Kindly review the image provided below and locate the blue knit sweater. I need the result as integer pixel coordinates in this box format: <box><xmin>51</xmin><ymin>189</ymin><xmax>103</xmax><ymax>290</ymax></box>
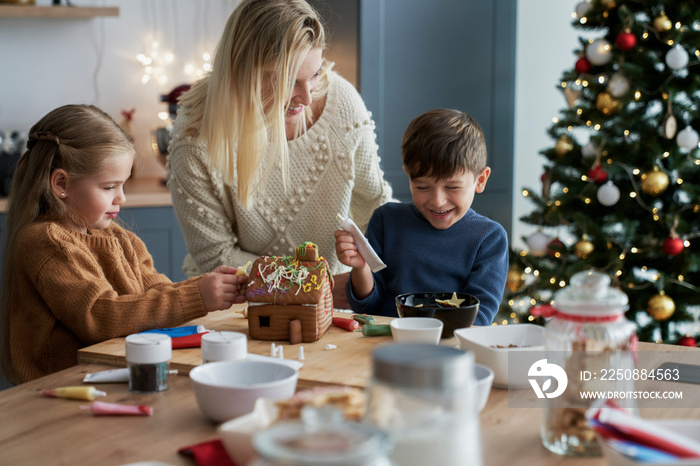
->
<box><xmin>346</xmin><ymin>202</ymin><xmax>509</xmax><ymax>326</ymax></box>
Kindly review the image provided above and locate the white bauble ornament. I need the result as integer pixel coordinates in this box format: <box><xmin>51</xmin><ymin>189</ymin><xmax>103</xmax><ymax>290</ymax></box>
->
<box><xmin>582</xmin><ymin>141</ymin><xmax>598</xmax><ymax>158</ymax></box>
<box><xmin>575</xmin><ymin>1</ymin><xmax>591</xmax><ymax>18</ymax></box>
<box><xmin>597</xmin><ymin>181</ymin><xmax>620</xmax><ymax>206</ymax></box>
<box><xmin>666</xmin><ymin>45</ymin><xmax>689</xmax><ymax>70</ymax></box>
<box><xmin>526</xmin><ymin>230</ymin><xmax>551</xmax><ymax>257</ymax></box>
<box><xmin>677</xmin><ymin>126</ymin><xmax>700</xmax><ymax>151</ymax></box>
<box><xmin>586</xmin><ymin>39</ymin><xmax>613</xmax><ymax>66</ymax></box>
<box><xmin>607</xmin><ymin>73</ymin><xmax>631</xmax><ymax>98</ymax></box>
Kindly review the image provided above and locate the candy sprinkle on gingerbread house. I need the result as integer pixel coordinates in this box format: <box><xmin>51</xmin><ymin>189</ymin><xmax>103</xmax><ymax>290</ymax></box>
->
<box><xmin>246</xmin><ymin>242</ymin><xmax>334</xmax><ymax>343</ymax></box>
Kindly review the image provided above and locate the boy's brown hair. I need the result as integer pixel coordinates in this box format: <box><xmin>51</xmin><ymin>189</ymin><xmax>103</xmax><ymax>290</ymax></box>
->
<box><xmin>401</xmin><ymin>108</ymin><xmax>487</xmax><ymax>180</ymax></box>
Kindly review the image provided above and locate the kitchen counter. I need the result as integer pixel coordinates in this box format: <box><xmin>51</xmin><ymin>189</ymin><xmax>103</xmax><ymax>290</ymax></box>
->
<box><xmin>0</xmin><ymin>176</ymin><xmax>171</xmax><ymax>213</ymax></box>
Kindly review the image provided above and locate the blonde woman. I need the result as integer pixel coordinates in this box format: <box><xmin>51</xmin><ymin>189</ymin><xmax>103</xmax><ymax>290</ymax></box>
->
<box><xmin>167</xmin><ymin>0</ymin><xmax>393</xmax><ymax>305</ymax></box>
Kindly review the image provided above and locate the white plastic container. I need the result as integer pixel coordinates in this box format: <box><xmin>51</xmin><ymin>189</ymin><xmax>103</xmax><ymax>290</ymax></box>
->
<box><xmin>201</xmin><ymin>331</ymin><xmax>247</xmax><ymax>363</ymax></box>
<box><xmin>125</xmin><ymin>333</ymin><xmax>172</xmax><ymax>393</ymax></box>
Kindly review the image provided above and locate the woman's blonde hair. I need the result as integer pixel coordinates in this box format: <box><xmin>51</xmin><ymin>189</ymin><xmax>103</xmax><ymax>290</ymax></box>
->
<box><xmin>0</xmin><ymin>104</ymin><xmax>135</xmax><ymax>384</ymax></box>
<box><xmin>178</xmin><ymin>0</ymin><xmax>330</xmax><ymax>208</ymax></box>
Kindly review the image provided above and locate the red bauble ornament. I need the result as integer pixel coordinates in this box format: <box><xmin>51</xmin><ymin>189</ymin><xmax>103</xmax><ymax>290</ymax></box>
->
<box><xmin>663</xmin><ymin>237</ymin><xmax>684</xmax><ymax>256</ymax></box>
<box><xmin>587</xmin><ymin>165</ymin><xmax>608</xmax><ymax>184</ymax></box>
<box><xmin>678</xmin><ymin>336</ymin><xmax>697</xmax><ymax>347</ymax></box>
<box><xmin>615</xmin><ymin>31</ymin><xmax>637</xmax><ymax>51</ymax></box>
<box><xmin>547</xmin><ymin>238</ymin><xmax>566</xmax><ymax>258</ymax></box>
<box><xmin>575</xmin><ymin>57</ymin><xmax>591</xmax><ymax>74</ymax></box>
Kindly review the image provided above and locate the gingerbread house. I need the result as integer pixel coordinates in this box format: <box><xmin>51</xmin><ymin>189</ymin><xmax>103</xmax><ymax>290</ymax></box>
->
<box><xmin>246</xmin><ymin>242</ymin><xmax>334</xmax><ymax>343</ymax></box>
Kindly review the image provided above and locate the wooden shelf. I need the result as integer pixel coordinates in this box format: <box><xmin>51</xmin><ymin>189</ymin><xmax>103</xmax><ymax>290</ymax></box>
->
<box><xmin>0</xmin><ymin>5</ymin><xmax>118</xmax><ymax>18</ymax></box>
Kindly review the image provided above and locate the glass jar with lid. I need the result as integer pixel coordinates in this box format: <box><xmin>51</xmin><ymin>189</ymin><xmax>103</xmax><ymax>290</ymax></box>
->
<box><xmin>251</xmin><ymin>406</ymin><xmax>394</xmax><ymax>466</ymax></box>
<box><xmin>364</xmin><ymin>343</ymin><xmax>482</xmax><ymax>466</ymax></box>
<box><xmin>540</xmin><ymin>270</ymin><xmax>637</xmax><ymax>457</ymax></box>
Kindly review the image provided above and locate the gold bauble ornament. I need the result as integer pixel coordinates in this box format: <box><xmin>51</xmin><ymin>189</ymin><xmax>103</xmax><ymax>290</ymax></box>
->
<box><xmin>554</xmin><ymin>135</ymin><xmax>574</xmax><ymax>157</ymax></box>
<box><xmin>647</xmin><ymin>293</ymin><xmax>675</xmax><ymax>321</ymax></box>
<box><xmin>505</xmin><ymin>267</ymin><xmax>525</xmax><ymax>292</ymax></box>
<box><xmin>600</xmin><ymin>0</ymin><xmax>617</xmax><ymax>8</ymax></box>
<box><xmin>596</xmin><ymin>92</ymin><xmax>622</xmax><ymax>115</ymax></box>
<box><xmin>574</xmin><ymin>240</ymin><xmax>595</xmax><ymax>259</ymax></box>
<box><xmin>653</xmin><ymin>12</ymin><xmax>673</xmax><ymax>32</ymax></box>
<box><xmin>640</xmin><ymin>168</ymin><xmax>670</xmax><ymax>195</ymax></box>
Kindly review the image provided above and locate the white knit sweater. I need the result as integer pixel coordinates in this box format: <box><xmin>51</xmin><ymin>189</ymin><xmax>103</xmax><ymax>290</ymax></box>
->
<box><xmin>167</xmin><ymin>71</ymin><xmax>394</xmax><ymax>277</ymax></box>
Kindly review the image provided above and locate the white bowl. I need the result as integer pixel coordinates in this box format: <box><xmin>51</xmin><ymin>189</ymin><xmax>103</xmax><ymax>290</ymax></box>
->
<box><xmin>390</xmin><ymin>317</ymin><xmax>443</xmax><ymax>345</ymax></box>
<box><xmin>474</xmin><ymin>363</ymin><xmax>494</xmax><ymax>412</ymax></box>
<box><xmin>454</xmin><ymin>324</ymin><xmax>545</xmax><ymax>388</ymax></box>
<box><xmin>189</xmin><ymin>360</ymin><xmax>297</xmax><ymax>423</ymax></box>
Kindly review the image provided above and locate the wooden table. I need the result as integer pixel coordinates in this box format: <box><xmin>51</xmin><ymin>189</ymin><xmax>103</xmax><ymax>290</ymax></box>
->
<box><xmin>78</xmin><ymin>308</ymin><xmax>397</xmax><ymax>388</ymax></box>
<box><xmin>3</xmin><ymin>309</ymin><xmax>700</xmax><ymax>465</ymax></box>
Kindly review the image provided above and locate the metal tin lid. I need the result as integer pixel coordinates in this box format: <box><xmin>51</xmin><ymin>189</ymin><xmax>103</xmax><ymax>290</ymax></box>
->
<box><xmin>552</xmin><ymin>270</ymin><xmax>629</xmax><ymax>317</ymax></box>
<box><xmin>125</xmin><ymin>333</ymin><xmax>172</xmax><ymax>364</ymax></box>
<box><xmin>201</xmin><ymin>331</ymin><xmax>247</xmax><ymax>362</ymax></box>
<box><xmin>253</xmin><ymin>407</ymin><xmax>393</xmax><ymax>465</ymax></box>
<box><xmin>372</xmin><ymin>343</ymin><xmax>474</xmax><ymax>390</ymax></box>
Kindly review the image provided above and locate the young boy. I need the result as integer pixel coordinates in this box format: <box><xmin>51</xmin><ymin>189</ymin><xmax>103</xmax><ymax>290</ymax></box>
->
<box><xmin>334</xmin><ymin>109</ymin><xmax>508</xmax><ymax>325</ymax></box>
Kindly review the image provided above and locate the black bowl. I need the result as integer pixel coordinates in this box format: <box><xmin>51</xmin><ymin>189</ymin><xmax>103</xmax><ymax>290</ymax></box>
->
<box><xmin>395</xmin><ymin>292</ymin><xmax>480</xmax><ymax>339</ymax></box>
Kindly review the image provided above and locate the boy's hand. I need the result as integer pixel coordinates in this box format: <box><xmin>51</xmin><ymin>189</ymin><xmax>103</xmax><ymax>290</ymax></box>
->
<box><xmin>334</xmin><ymin>229</ymin><xmax>367</xmax><ymax>269</ymax></box>
<box><xmin>197</xmin><ymin>265</ymin><xmax>248</xmax><ymax>312</ymax></box>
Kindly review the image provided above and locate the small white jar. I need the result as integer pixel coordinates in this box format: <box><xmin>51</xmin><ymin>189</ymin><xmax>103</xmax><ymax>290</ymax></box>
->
<box><xmin>201</xmin><ymin>331</ymin><xmax>247</xmax><ymax>364</ymax></box>
<box><xmin>125</xmin><ymin>333</ymin><xmax>172</xmax><ymax>393</ymax></box>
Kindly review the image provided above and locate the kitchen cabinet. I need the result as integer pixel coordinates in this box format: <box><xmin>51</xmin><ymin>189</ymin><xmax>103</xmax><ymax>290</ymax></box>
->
<box><xmin>118</xmin><ymin>206</ymin><xmax>188</xmax><ymax>283</ymax></box>
<box><xmin>312</xmin><ymin>0</ymin><xmax>516</xmax><ymax>235</ymax></box>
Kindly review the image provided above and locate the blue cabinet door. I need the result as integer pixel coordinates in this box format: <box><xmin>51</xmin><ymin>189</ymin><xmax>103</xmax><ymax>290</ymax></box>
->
<box><xmin>119</xmin><ymin>206</ymin><xmax>188</xmax><ymax>283</ymax></box>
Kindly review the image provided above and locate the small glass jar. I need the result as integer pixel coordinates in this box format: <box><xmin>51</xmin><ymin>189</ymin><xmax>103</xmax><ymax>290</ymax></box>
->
<box><xmin>541</xmin><ymin>270</ymin><xmax>637</xmax><ymax>457</ymax></box>
<box><xmin>125</xmin><ymin>333</ymin><xmax>172</xmax><ymax>393</ymax></box>
<box><xmin>201</xmin><ymin>331</ymin><xmax>247</xmax><ymax>363</ymax></box>
<box><xmin>251</xmin><ymin>406</ymin><xmax>394</xmax><ymax>466</ymax></box>
<box><xmin>365</xmin><ymin>343</ymin><xmax>482</xmax><ymax>466</ymax></box>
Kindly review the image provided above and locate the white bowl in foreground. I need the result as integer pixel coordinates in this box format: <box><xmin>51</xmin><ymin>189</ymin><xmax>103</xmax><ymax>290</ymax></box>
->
<box><xmin>390</xmin><ymin>317</ymin><xmax>443</xmax><ymax>345</ymax></box>
<box><xmin>454</xmin><ymin>324</ymin><xmax>545</xmax><ymax>389</ymax></box>
<box><xmin>190</xmin><ymin>360</ymin><xmax>297</xmax><ymax>423</ymax></box>
<box><xmin>474</xmin><ymin>363</ymin><xmax>494</xmax><ymax>412</ymax></box>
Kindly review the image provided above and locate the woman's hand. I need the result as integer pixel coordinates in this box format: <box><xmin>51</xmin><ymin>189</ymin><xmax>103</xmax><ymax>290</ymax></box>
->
<box><xmin>197</xmin><ymin>265</ymin><xmax>248</xmax><ymax>312</ymax></box>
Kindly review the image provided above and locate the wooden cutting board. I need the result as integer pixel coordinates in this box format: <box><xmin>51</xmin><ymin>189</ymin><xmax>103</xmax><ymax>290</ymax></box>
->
<box><xmin>78</xmin><ymin>307</ymin><xmax>398</xmax><ymax>388</ymax></box>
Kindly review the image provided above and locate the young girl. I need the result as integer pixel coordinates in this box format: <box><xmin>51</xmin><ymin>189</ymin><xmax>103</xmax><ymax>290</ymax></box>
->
<box><xmin>0</xmin><ymin>104</ymin><xmax>248</xmax><ymax>385</ymax></box>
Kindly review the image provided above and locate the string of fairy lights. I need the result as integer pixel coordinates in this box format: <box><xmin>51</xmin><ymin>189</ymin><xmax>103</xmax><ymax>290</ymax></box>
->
<box><xmin>135</xmin><ymin>1</ymin><xmax>238</xmax><ymax>122</ymax></box>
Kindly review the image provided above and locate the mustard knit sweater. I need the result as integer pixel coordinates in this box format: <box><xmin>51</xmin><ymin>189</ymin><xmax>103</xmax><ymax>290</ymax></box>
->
<box><xmin>8</xmin><ymin>221</ymin><xmax>207</xmax><ymax>383</ymax></box>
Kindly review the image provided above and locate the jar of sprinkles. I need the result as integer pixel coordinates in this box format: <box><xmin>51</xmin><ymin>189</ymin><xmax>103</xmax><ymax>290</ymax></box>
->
<box><xmin>125</xmin><ymin>333</ymin><xmax>172</xmax><ymax>393</ymax></box>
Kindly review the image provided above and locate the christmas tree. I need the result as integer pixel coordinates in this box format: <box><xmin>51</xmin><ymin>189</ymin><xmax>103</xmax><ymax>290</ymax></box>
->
<box><xmin>501</xmin><ymin>0</ymin><xmax>700</xmax><ymax>345</ymax></box>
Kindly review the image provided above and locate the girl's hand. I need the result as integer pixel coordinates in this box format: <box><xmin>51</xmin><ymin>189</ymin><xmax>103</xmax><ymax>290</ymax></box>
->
<box><xmin>334</xmin><ymin>229</ymin><xmax>366</xmax><ymax>269</ymax></box>
<box><xmin>198</xmin><ymin>266</ymin><xmax>248</xmax><ymax>312</ymax></box>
